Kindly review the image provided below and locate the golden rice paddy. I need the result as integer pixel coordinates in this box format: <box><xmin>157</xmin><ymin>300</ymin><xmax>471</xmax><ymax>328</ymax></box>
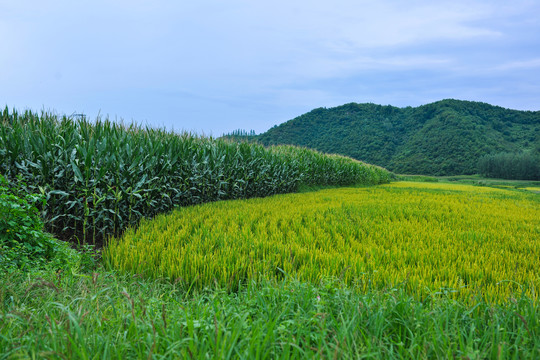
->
<box><xmin>104</xmin><ymin>182</ymin><xmax>539</xmax><ymax>303</ymax></box>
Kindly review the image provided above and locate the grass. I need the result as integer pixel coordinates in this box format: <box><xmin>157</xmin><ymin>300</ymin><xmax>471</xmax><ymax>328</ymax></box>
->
<box><xmin>1</xmin><ymin>267</ymin><xmax>539</xmax><ymax>359</ymax></box>
<box><xmin>423</xmin><ymin>174</ymin><xmax>540</xmax><ymax>189</ymax></box>
<box><xmin>398</xmin><ymin>174</ymin><xmax>540</xmax><ymax>195</ymax></box>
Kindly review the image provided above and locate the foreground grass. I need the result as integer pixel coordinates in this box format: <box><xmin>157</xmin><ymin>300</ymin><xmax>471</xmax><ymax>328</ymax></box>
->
<box><xmin>1</xmin><ymin>268</ymin><xmax>539</xmax><ymax>359</ymax></box>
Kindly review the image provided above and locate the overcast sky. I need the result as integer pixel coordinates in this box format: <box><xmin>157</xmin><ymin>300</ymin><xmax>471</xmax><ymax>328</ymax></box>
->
<box><xmin>1</xmin><ymin>1</ymin><xmax>539</xmax><ymax>136</ymax></box>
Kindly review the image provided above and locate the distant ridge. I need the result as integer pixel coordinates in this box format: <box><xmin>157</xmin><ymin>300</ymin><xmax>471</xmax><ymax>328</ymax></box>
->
<box><xmin>256</xmin><ymin>99</ymin><xmax>540</xmax><ymax>176</ymax></box>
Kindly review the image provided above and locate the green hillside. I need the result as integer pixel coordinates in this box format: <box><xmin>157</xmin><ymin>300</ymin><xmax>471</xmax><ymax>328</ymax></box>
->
<box><xmin>257</xmin><ymin>99</ymin><xmax>540</xmax><ymax>176</ymax></box>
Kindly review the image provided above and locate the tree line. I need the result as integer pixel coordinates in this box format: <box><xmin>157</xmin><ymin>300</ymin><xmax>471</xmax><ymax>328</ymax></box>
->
<box><xmin>478</xmin><ymin>150</ymin><xmax>540</xmax><ymax>180</ymax></box>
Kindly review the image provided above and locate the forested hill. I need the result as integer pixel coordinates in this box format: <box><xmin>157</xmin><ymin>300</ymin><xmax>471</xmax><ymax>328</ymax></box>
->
<box><xmin>256</xmin><ymin>99</ymin><xmax>540</xmax><ymax>176</ymax></box>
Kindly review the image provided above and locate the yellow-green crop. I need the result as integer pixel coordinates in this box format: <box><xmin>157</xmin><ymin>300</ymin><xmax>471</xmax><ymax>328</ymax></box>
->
<box><xmin>104</xmin><ymin>182</ymin><xmax>539</xmax><ymax>303</ymax></box>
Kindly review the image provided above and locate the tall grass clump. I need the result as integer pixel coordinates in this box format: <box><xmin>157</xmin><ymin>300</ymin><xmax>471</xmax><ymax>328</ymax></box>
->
<box><xmin>0</xmin><ymin>107</ymin><xmax>390</xmax><ymax>245</ymax></box>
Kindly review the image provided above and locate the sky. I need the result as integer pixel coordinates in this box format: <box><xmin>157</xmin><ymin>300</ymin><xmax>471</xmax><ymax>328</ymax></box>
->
<box><xmin>1</xmin><ymin>0</ymin><xmax>539</xmax><ymax>136</ymax></box>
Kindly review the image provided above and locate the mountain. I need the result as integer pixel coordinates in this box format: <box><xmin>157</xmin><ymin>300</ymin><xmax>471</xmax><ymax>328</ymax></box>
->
<box><xmin>256</xmin><ymin>99</ymin><xmax>540</xmax><ymax>176</ymax></box>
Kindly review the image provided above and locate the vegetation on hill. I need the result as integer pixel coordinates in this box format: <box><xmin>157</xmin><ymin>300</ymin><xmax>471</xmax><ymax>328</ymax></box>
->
<box><xmin>256</xmin><ymin>99</ymin><xmax>540</xmax><ymax>177</ymax></box>
<box><xmin>0</xmin><ymin>107</ymin><xmax>390</xmax><ymax>246</ymax></box>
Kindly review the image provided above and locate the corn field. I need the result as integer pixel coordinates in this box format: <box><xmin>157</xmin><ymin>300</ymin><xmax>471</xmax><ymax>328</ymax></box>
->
<box><xmin>0</xmin><ymin>108</ymin><xmax>390</xmax><ymax>245</ymax></box>
<box><xmin>104</xmin><ymin>182</ymin><xmax>540</xmax><ymax>303</ymax></box>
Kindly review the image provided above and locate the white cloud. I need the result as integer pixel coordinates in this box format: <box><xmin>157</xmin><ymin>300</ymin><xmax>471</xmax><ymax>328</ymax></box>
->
<box><xmin>493</xmin><ymin>58</ymin><xmax>540</xmax><ymax>71</ymax></box>
<box><xmin>226</xmin><ymin>0</ymin><xmax>501</xmax><ymax>46</ymax></box>
<box><xmin>1</xmin><ymin>0</ymin><xmax>539</xmax><ymax>134</ymax></box>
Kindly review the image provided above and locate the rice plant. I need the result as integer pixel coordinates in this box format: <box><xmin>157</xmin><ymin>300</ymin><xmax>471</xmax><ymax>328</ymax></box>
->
<box><xmin>104</xmin><ymin>182</ymin><xmax>540</xmax><ymax>303</ymax></box>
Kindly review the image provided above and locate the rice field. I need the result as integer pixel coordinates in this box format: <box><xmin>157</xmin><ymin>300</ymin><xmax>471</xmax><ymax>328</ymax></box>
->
<box><xmin>104</xmin><ymin>182</ymin><xmax>540</xmax><ymax>303</ymax></box>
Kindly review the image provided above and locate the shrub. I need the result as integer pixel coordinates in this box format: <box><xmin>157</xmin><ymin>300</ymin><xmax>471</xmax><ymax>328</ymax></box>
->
<box><xmin>0</xmin><ymin>175</ymin><xmax>80</xmax><ymax>272</ymax></box>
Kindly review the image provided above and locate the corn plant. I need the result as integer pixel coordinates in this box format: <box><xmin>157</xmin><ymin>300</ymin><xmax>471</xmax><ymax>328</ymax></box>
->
<box><xmin>0</xmin><ymin>107</ymin><xmax>390</xmax><ymax>245</ymax></box>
